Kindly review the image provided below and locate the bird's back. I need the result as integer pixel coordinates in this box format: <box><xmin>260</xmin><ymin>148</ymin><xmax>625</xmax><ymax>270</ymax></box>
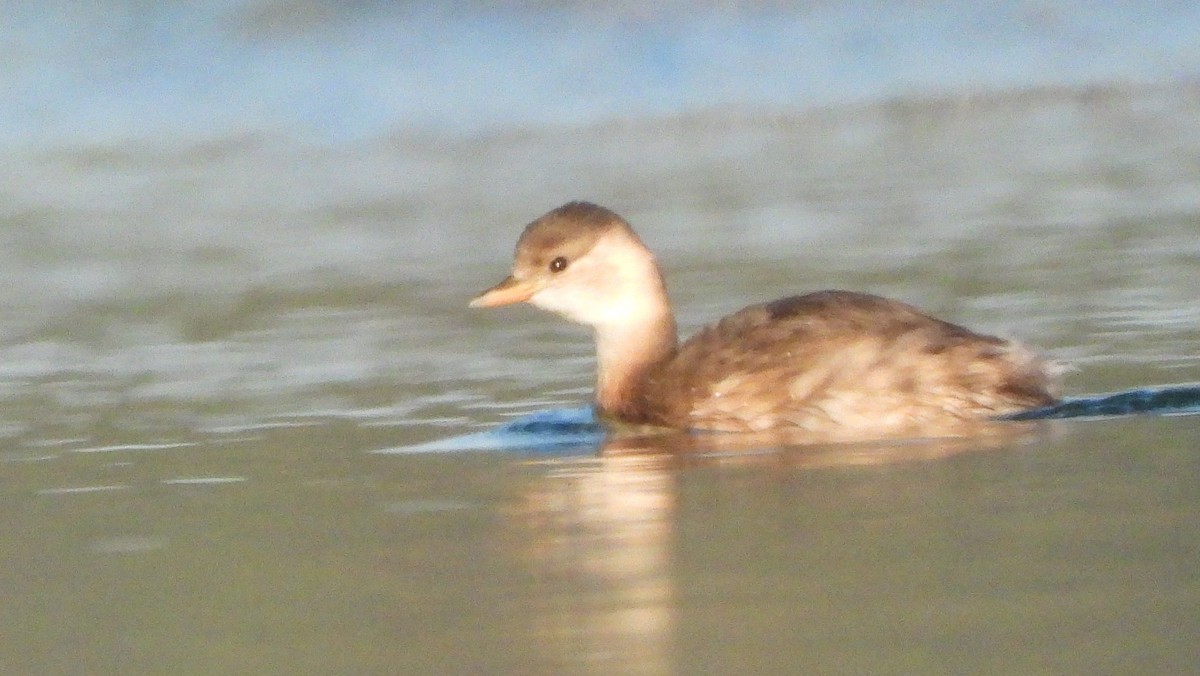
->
<box><xmin>639</xmin><ymin>290</ymin><xmax>1060</xmax><ymax>436</ymax></box>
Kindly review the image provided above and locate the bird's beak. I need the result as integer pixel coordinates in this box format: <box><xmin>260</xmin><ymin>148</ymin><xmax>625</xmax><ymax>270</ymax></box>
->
<box><xmin>469</xmin><ymin>275</ymin><xmax>537</xmax><ymax>308</ymax></box>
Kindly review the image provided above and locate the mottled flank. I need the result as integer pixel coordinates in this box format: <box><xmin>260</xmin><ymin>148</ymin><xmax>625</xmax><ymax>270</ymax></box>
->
<box><xmin>636</xmin><ymin>290</ymin><xmax>1060</xmax><ymax>436</ymax></box>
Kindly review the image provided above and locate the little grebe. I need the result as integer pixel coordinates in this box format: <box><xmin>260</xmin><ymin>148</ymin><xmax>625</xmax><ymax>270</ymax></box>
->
<box><xmin>471</xmin><ymin>202</ymin><xmax>1061</xmax><ymax>438</ymax></box>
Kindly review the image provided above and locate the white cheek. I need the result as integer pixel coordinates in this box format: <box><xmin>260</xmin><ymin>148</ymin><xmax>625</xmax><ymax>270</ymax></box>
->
<box><xmin>529</xmin><ymin>285</ymin><xmax>589</xmax><ymax>322</ymax></box>
<box><xmin>532</xmin><ymin>282</ymin><xmax>658</xmax><ymax>327</ymax></box>
<box><xmin>531</xmin><ymin>283</ymin><xmax>611</xmax><ymax>325</ymax></box>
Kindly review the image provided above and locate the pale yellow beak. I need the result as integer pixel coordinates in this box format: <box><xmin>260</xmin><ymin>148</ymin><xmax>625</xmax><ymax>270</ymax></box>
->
<box><xmin>469</xmin><ymin>275</ymin><xmax>538</xmax><ymax>308</ymax></box>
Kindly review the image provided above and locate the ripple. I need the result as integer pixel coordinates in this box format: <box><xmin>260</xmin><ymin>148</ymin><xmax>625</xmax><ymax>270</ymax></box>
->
<box><xmin>74</xmin><ymin>442</ymin><xmax>196</xmax><ymax>454</ymax></box>
<box><xmin>37</xmin><ymin>485</ymin><xmax>129</xmax><ymax>495</ymax></box>
<box><xmin>161</xmin><ymin>476</ymin><xmax>247</xmax><ymax>486</ymax></box>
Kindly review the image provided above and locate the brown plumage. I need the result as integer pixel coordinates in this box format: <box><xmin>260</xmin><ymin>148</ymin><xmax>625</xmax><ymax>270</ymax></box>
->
<box><xmin>471</xmin><ymin>202</ymin><xmax>1061</xmax><ymax>440</ymax></box>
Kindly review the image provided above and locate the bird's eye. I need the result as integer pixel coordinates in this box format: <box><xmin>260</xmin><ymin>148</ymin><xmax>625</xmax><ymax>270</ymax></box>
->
<box><xmin>549</xmin><ymin>256</ymin><xmax>568</xmax><ymax>273</ymax></box>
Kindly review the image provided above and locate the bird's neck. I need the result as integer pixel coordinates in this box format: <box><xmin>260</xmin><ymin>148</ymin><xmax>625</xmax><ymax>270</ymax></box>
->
<box><xmin>594</xmin><ymin>303</ymin><xmax>678</xmax><ymax>420</ymax></box>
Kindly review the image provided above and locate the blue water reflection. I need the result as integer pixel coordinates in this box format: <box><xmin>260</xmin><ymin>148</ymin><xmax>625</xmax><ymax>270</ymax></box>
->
<box><xmin>388</xmin><ymin>406</ymin><xmax>605</xmax><ymax>455</ymax></box>
<box><xmin>1005</xmin><ymin>384</ymin><xmax>1200</xmax><ymax>420</ymax></box>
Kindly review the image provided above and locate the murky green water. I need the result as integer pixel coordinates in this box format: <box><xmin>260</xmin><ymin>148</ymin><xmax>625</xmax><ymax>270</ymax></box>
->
<box><xmin>2</xmin><ymin>87</ymin><xmax>1199</xmax><ymax>673</ymax></box>
<box><xmin>5</xmin><ymin>416</ymin><xmax>1199</xmax><ymax>673</ymax></box>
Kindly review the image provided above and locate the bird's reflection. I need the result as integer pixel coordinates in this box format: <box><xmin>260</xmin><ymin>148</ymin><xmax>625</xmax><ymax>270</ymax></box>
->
<box><xmin>515</xmin><ymin>453</ymin><xmax>676</xmax><ymax>675</ymax></box>
<box><xmin>510</xmin><ymin>419</ymin><xmax>1049</xmax><ymax>673</ymax></box>
<box><xmin>600</xmin><ymin>417</ymin><xmax>1052</xmax><ymax>466</ymax></box>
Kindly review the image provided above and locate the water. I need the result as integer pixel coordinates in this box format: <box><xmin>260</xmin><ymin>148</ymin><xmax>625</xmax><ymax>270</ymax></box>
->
<box><xmin>3</xmin><ymin>2</ymin><xmax>1200</xmax><ymax>674</ymax></box>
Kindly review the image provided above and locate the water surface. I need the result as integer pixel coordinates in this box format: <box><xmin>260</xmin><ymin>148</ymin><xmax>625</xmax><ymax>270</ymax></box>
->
<box><xmin>2</xmin><ymin>4</ymin><xmax>1200</xmax><ymax>674</ymax></box>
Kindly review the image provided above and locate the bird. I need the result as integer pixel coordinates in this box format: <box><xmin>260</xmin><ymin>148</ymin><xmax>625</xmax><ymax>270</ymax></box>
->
<box><xmin>470</xmin><ymin>201</ymin><xmax>1061</xmax><ymax>441</ymax></box>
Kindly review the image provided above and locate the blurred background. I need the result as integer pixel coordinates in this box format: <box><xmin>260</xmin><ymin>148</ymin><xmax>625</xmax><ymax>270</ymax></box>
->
<box><xmin>6</xmin><ymin>1</ymin><xmax>1200</xmax><ymax>143</ymax></box>
<box><xmin>3</xmin><ymin>3</ymin><xmax>1200</xmax><ymax>673</ymax></box>
<box><xmin>2</xmin><ymin>0</ymin><xmax>1198</xmax><ymax>434</ymax></box>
